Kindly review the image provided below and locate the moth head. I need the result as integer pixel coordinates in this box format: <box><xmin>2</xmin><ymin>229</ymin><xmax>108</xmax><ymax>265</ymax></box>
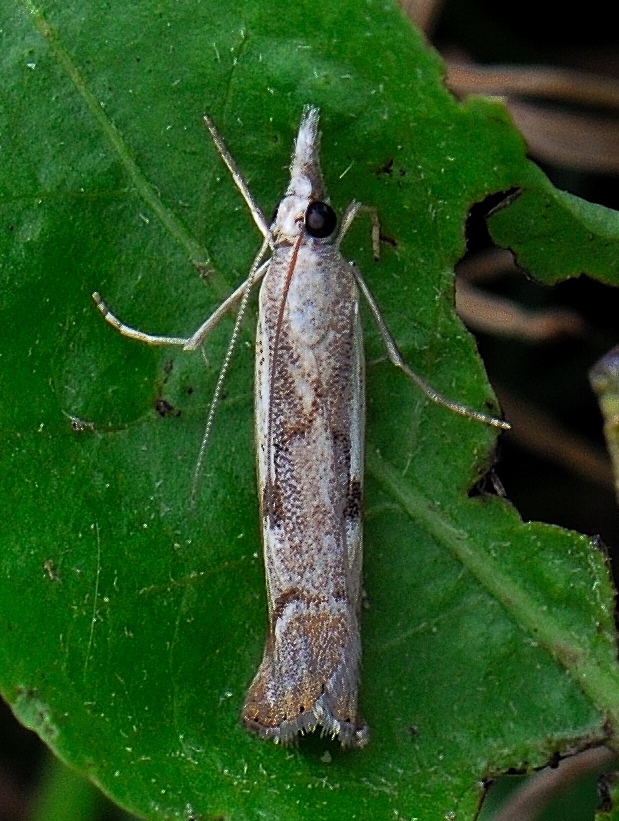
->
<box><xmin>271</xmin><ymin>198</ymin><xmax>337</xmax><ymax>241</ymax></box>
<box><xmin>273</xmin><ymin>106</ymin><xmax>333</xmax><ymax>240</ymax></box>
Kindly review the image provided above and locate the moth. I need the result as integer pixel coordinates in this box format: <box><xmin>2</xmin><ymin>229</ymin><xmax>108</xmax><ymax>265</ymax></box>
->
<box><xmin>93</xmin><ymin>107</ymin><xmax>508</xmax><ymax>747</ymax></box>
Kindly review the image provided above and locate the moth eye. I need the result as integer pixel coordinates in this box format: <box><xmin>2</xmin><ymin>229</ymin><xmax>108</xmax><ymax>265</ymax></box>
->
<box><xmin>305</xmin><ymin>201</ymin><xmax>336</xmax><ymax>238</ymax></box>
<box><xmin>271</xmin><ymin>205</ymin><xmax>279</xmax><ymax>223</ymax></box>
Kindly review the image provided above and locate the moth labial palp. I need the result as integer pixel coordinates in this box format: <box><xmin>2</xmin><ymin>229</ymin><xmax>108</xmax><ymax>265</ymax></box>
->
<box><xmin>92</xmin><ymin>106</ymin><xmax>509</xmax><ymax>749</ymax></box>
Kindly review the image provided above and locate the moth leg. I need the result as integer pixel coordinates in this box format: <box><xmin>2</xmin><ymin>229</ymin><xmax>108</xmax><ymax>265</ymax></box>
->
<box><xmin>203</xmin><ymin>115</ymin><xmax>271</xmax><ymax>241</ymax></box>
<box><xmin>335</xmin><ymin>199</ymin><xmax>508</xmax><ymax>429</ymax></box>
<box><xmin>92</xmin><ymin>292</ymin><xmax>189</xmax><ymax>347</ymax></box>
<box><xmin>336</xmin><ymin>201</ymin><xmax>380</xmax><ymax>260</ymax></box>
<box><xmin>351</xmin><ymin>267</ymin><xmax>510</xmax><ymax>430</ymax></box>
<box><xmin>183</xmin><ymin>256</ymin><xmax>269</xmax><ymax>349</ymax></box>
<box><xmin>335</xmin><ymin>200</ymin><xmax>510</xmax><ymax>430</ymax></box>
<box><xmin>92</xmin><ymin>254</ymin><xmax>270</xmax><ymax>352</ymax></box>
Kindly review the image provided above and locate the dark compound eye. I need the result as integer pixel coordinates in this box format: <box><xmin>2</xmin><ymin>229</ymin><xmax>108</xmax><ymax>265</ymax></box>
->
<box><xmin>305</xmin><ymin>201</ymin><xmax>337</xmax><ymax>238</ymax></box>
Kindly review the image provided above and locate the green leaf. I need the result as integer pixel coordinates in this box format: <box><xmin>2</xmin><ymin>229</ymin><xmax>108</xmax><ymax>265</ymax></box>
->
<box><xmin>488</xmin><ymin>163</ymin><xmax>619</xmax><ymax>286</ymax></box>
<box><xmin>29</xmin><ymin>753</ymin><xmax>108</xmax><ymax>821</ymax></box>
<box><xmin>2</xmin><ymin>1</ymin><xmax>618</xmax><ymax>820</ymax></box>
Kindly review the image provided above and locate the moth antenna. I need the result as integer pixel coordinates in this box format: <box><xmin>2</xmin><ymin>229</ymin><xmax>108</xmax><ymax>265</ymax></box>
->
<box><xmin>190</xmin><ymin>235</ymin><xmax>271</xmax><ymax>505</ymax></box>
